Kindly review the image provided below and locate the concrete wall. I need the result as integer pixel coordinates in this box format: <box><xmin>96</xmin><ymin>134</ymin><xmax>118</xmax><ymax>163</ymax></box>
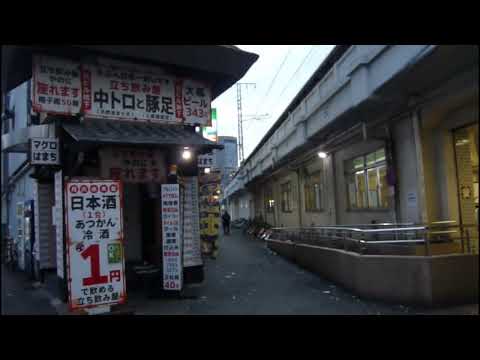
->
<box><xmin>392</xmin><ymin>116</ymin><xmax>423</xmax><ymax>223</ymax></box>
<box><xmin>267</xmin><ymin>239</ymin><xmax>479</xmax><ymax>306</ymax></box>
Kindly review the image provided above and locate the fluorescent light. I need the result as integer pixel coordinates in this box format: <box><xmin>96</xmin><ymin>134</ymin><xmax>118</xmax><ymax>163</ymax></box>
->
<box><xmin>318</xmin><ymin>152</ymin><xmax>327</xmax><ymax>159</ymax></box>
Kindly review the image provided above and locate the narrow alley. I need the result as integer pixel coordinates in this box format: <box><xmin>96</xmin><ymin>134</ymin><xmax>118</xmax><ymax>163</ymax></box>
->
<box><xmin>127</xmin><ymin>230</ymin><xmax>479</xmax><ymax>315</ymax></box>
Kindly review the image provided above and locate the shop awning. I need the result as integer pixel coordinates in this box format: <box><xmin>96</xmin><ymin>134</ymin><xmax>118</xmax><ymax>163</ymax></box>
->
<box><xmin>2</xmin><ymin>45</ymin><xmax>259</xmax><ymax>99</ymax></box>
<box><xmin>62</xmin><ymin>120</ymin><xmax>222</xmax><ymax>152</ymax></box>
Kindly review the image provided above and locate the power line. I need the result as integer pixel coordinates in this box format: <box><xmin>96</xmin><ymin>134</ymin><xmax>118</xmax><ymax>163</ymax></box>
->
<box><xmin>253</xmin><ymin>46</ymin><xmax>292</xmax><ymax>117</ymax></box>
<box><xmin>277</xmin><ymin>45</ymin><xmax>317</xmax><ymax>99</ymax></box>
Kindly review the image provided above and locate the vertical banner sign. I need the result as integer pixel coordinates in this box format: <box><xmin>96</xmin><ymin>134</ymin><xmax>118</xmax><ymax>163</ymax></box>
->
<box><xmin>182</xmin><ymin>78</ymin><xmax>212</xmax><ymax>126</ymax></box>
<box><xmin>182</xmin><ymin>177</ymin><xmax>202</xmax><ymax>267</ymax></box>
<box><xmin>16</xmin><ymin>202</ymin><xmax>25</xmax><ymax>270</ymax></box>
<box><xmin>32</xmin><ymin>55</ymin><xmax>82</xmax><ymax>115</ymax></box>
<box><xmin>55</xmin><ymin>171</ymin><xmax>64</xmax><ymax>278</ymax></box>
<box><xmin>161</xmin><ymin>184</ymin><xmax>183</xmax><ymax>290</ymax></box>
<box><xmin>65</xmin><ymin>180</ymin><xmax>126</xmax><ymax>311</ymax></box>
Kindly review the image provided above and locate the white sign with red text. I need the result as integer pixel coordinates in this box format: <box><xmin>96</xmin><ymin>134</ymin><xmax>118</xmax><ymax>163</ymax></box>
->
<box><xmin>182</xmin><ymin>177</ymin><xmax>202</xmax><ymax>267</ymax></box>
<box><xmin>81</xmin><ymin>60</ymin><xmax>211</xmax><ymax>126</ymax></box>
<box><xmin>32</xmin><ymin>55</ymin><xmax>82</xmax><ymax>115</ymax></box>
<box><xmin>161</xmin><ymin>184</ymin><xmax>183</xmax><ymax>290</ymax></box>
<box><xmin>65</xmin><ymin>180</ymin><xmax>126</xmax><ymax>312</ymax></box>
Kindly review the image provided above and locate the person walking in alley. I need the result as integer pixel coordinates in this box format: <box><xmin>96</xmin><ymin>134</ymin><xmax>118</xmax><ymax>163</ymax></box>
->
<box><xmin>222</xmin><ymin>210</ymin><xmax>231</xmax><ymax>235</ymax></box>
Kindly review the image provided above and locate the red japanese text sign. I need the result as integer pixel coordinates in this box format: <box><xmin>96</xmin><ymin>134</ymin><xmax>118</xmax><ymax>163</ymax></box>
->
<box><xmin>32</xmin><ymin>55</ymin><xmax>82</xmax><ymax>116</ymax></box>
<box><xmin>65</xmin><ymin>180</ymin><xmax>126</xmax><ymax>311</ymax></box>
<box><xmin>99</xmin><ymin>147</ymin><xmax>166</xmax><ymax>183</ymax></box>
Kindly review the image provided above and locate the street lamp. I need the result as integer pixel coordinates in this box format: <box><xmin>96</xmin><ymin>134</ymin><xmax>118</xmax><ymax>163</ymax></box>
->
<box><xmin>204</xmin><ymin>167</ymin><xmax>211</xmax><ymax>174</ymax></box>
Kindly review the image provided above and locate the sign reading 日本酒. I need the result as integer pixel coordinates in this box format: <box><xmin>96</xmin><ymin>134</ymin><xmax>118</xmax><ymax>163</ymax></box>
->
<box><xmin>161</xmin><ymin>184</ymin><xmax>183</xmax><ymax>290</ymax></box>
<box><xmin>32</xmin><ymin>55</ymin><xmax>82</xmax><ymax>115</ymax></box>
<box><xmin>99</xmin><ymin>147</ymin><xmax>166</xmax><ymax>183</ymax></box>
<box><xmin>65</xmin><ymin>180</ymin><xmax>126</xmax><ymax>311</ymax></box>
<box><xmin>30</xmin><ymin>138</ymin><xmax>61</xmax><ymax>165</ymax></box>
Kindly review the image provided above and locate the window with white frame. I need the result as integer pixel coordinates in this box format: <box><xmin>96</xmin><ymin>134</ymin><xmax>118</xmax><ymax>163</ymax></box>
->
<box><xmin>264</xmin><ymin>186</ymin><xmax>275</xmax><ymax>213</ymax></box>
<box><xmin>345</xmin><ymin>148</ymin><xmax>389</xmax><ymax>209</ymax></box>
<box><xmin>304</xmin><ymin>171</ymin><xmax>324</xmax><ymax>212</ymax></box>
<box><xmin>281</xmin><ymin>182</ymin><xmax>292</xmax><ymax>212</ymax></box>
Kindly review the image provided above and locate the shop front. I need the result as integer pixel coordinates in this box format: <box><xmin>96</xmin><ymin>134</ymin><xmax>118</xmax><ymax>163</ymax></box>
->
<box><xmin>2</xmin><ymin>47</ymin><xmax>258</xmax><ymax>314</ymax></box>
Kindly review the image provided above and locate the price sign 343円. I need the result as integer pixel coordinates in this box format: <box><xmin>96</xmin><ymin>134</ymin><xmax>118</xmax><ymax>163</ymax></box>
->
<box><xmin>65</xmin><ymin>179</ymin><xmax>126</xmax><ymax>312</ymax></box>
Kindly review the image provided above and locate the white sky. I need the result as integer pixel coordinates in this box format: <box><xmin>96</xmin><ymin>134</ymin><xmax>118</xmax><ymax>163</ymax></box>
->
<box><xmin>212</xmin><ymin>45</ymin><xmax>335</xmax><ymax>160</ymax></box>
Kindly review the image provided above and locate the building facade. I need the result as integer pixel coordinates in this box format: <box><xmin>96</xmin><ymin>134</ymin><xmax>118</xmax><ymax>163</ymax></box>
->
<box><xmin>224</xmin><ymin>45</ymin><xmax>478</xmax><ymax>253</ymax></box>
<box><xmin>1</xmin><ymin>46</ymin><xmax>258</xmax><ymax>309</ymax></box>
<box><xmin>215</xmin><ymin>136</ymin><xmax>238</xmax><ymax>189</ymax></box>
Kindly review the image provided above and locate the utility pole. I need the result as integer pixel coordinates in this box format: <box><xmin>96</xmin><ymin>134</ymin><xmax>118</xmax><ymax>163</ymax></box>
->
<box><xmin>236</xmin><ymin>82</ymin><xmax>256</xmax><ymax>164</ymax></box>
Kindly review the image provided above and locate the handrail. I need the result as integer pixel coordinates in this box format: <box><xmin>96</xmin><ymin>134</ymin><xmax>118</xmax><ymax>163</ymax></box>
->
<box><xmin>268</xmin><ymin>221</ymin><xmax>478</xmax><ymax>255</ymax></box>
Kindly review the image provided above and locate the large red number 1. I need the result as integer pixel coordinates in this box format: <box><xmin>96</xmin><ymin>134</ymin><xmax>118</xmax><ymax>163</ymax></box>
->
<box><xmin>81</xmin><ymin>244</ymin><xmax>108</xmax><ymax>286</ymax></box>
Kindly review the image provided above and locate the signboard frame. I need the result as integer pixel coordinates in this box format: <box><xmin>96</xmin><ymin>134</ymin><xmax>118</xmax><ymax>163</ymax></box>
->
<box><xmin>161</xmin><ymin>184</ymin><xmax>183</xmax><ymax>290</ymax></box>
<box><xmin>64</xmin><ymin>179</ymin><xmax>126</xmax><ymax>312</ymax></box>
<box><xmin>29</xmin><ymin>138</ymin><xmax>61</xmax><ymax>166</ymax></box>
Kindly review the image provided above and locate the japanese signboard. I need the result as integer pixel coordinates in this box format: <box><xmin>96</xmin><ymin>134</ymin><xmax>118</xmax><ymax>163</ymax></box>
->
<box><xmin>32</xmin><ymin>55</ymin><xmax>82</xmax><ymax>115</ymax></box>
<box><xmin>182</xmin><ymin>78</ymin><xmax>212</xmax><ymax>126</ymax></box>
<box><xmin>181</xmin><ymin>177</ymin><xmax>202</xmax><ymax>267</ymax></box>
<box><xmin>161</xmin><ymin>184</ymin><xmax>183</xmax><ymax>290</ymax></box>
<box><xmin>81</xmin><ymin>60</ymin><xmax>212</xmax><ymax>126</ymax></box>
<box><xmin>99</xmin><ymin>147</ymin><xmax>166</xmax><ymax>183</ymax></box>
<box><xmin>198</xmin><ymin>152</ymin><xmax>217</xmax><ymax>169</ymax></box>
<box><xmin>65</xmin><ymin>180</ymin><xmax>126</xmax><ymax>311</ymax></box>
<box><xmin>30</xmin><ymin>138</ymin><xmax>60</xmax><ymax>165</ymax></box>
<box><xmin>16</xmin><ymin>202</ymin><xmax>25</xmax><ymax>270</ymax></box>
<box><xmin>55</xmin><ymin>171</ymin><xmax>64</xmax><ymax>278</ymax></box>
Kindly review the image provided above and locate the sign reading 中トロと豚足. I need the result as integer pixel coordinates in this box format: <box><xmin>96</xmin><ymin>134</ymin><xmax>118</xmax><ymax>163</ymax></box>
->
<box><xmin>161</xmin><ymin>184</ymin><xmax>183</xmax><ymax>290</ymax></box>
<box><xmin>30</xmin><ymin>138</ymin><xmax>61</xmax><ymax>165</ymax></box>
<box><xmin>81</xmin><ymin>60</ymin><xmax>212</xmax><ymax>126</ymax></box>
<box><xmin>65</xmin><ymin>180</ymin><xmax>126</xmax><ymax>312</ymax></box>
<box><xmin>32</xmin><ymin>55</ymin><xmax>82</xmax><ymax>115</ymax></box>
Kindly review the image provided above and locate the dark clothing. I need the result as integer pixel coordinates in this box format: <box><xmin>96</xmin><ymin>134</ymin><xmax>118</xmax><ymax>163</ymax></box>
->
<box><xmin>222</xmin><ymin>213</ymin><xmax>231</xmax><ymax>235</ymax></box>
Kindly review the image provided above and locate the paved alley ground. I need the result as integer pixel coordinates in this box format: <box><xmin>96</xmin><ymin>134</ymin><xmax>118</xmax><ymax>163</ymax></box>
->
<box><xmin>2</xmin><ymin>230</ymin><xmax>478</xmax><ymax>315</ymax></box>
<box><xmin>129</xmin><ymin>230</ymin><xmax>479</xmax><ymax>315</ymax></box>
<box><xmin>1</xmin><ymin>265</ymin><xmax>56</xmax><ymax>315</ymax></box>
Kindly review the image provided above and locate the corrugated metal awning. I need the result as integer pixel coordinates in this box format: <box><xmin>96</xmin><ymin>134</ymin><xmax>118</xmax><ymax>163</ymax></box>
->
<box><xmin>62</xmin><ymin>120</ymin><xmax>222</xmax><ymax>151</ymax></box>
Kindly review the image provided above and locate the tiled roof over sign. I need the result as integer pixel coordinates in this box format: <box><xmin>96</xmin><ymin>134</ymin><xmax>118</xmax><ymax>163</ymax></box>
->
<box><xmin>62</xmin><ymin>120</ymin><xmax>222</xmax><ymax>149</ymax></box>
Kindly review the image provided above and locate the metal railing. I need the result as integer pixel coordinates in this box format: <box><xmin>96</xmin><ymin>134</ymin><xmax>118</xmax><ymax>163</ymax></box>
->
<box><xmin>268</xmin><ymin>221</ymin><xmax>478</xmax><ymax>256</ymax></box>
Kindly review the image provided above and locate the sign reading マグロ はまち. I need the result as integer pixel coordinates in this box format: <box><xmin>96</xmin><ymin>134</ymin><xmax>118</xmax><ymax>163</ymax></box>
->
<box><xmin>65</xmin><ymin>180</ymin><xmax>126</xmax><ymax>311</ymax></box>
<box><xmin>30</xmin><ymin>138</ymin><xmax>60</xmax><ymax>165</ymax></box>
<box><xmin>32</xmin><ymin>55</ymin><xmax>82</xmax><ymax>115</ymax></box>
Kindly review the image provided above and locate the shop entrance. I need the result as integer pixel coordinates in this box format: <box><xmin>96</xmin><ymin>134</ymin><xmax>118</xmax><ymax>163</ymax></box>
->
<box><xmin>453</xmin><ymin>123</ymin><xmax>479</xmax><ymax>253</ymax></box>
